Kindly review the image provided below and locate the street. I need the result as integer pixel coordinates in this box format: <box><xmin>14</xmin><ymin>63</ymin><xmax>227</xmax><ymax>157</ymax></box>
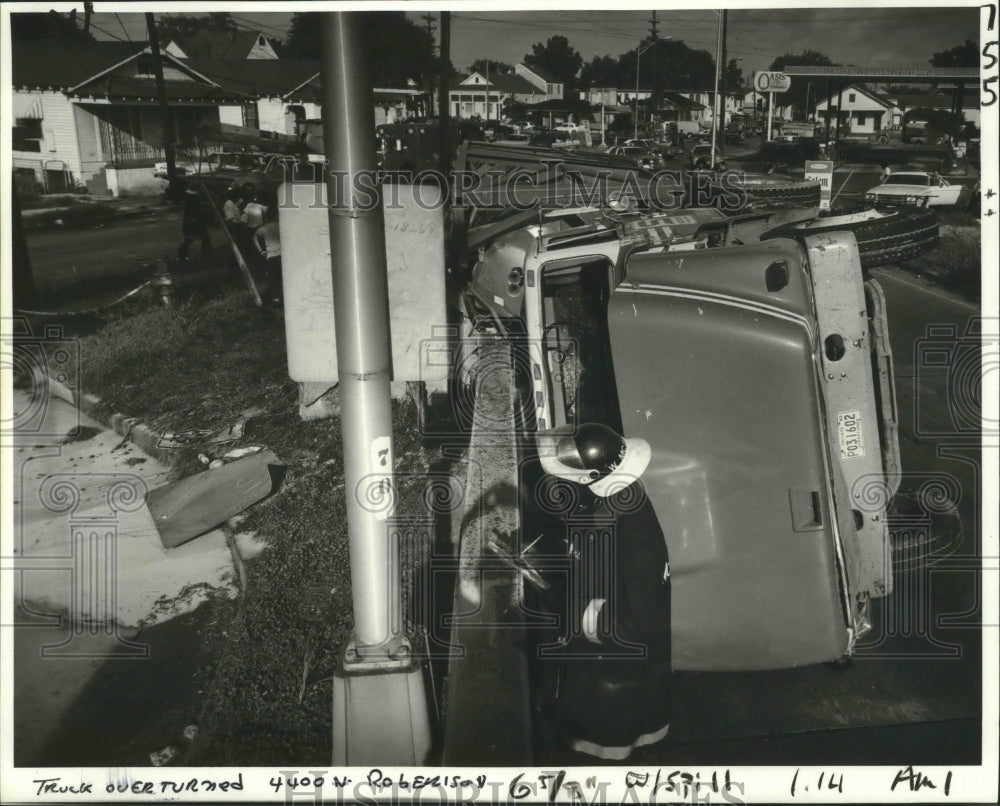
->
<box><xmin>24</xmin><ymin>208</ymin><xmax>185</xmax><ymax>292</ymax></box>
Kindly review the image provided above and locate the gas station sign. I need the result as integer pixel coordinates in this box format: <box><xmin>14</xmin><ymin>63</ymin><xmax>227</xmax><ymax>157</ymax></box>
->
<box><xmin>753</xmin><ymin>71</ymin><xmax>791</xmax><ymax>93</ymax></box>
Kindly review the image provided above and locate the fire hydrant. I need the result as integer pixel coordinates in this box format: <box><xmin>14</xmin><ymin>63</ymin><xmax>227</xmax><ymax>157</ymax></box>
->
<box><xmin>152</xmin><ymin>259</ymin><xmax>175</xmax><ymax>307</ymax></box>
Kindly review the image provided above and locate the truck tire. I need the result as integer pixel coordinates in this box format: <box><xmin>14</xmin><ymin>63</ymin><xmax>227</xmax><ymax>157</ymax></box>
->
<box><xmin>761</xmin><ymin>208</ymin><xmax>939</xmax><ymax>269</ymax></box>
<box><xmin>733</xmin><ymin>174</ymin><xmax>822</xmax><ymax>208</ymax></box>
<box><xmin>688</xmin><ymin>173</ymin><xmax>822</xmax><ymax>210</ymax></box>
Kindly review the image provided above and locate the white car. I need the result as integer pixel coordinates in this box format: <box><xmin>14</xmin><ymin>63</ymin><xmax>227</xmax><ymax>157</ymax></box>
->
<box><xmin>865</xmin><ymin>171</ymin><xmax>966</xmax><ymax>207</ymax></box>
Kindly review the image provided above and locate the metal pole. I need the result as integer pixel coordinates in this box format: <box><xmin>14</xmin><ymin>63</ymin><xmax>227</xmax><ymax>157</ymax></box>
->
<box><xmin>719</xmin><ymin>11</ymin><xmax>727</xmax><ymax>159</ymax></box>
<box><xmin>711</xmin><ymin>9</ymin><xmax>724</xmax><ymax>167</ymax></box>
<box><xmin>835</xmin><ymin>82</ymin><xmax>844</xmax><ymax>150</ymax></box>
<box><xmin>634</xmin><ymin>48</ymin><xmax>641</xmax><ymax>140</ymax></box>
<box><xmin>767</xmin><ymin>91</ymin><xmax>773</xmax><ymax>141</ymax></box>
<box><xmin>438</xmin><ymin>12</ymin><xmax>451</xmax><ymax>178</ymax></box>
<box><xmin>145</xmin><ymin>13</ymin><xmax>178</xmax><ymax>200</ymax></box>
<box><xmin>321</xmin><ymin>13</ymin><xmax>398</xmax><ymax>649</ymax></box>
<box><xmin>824</xmin><ymin>80</ymin><xmax>833</xmax><ymax>143</ymax></box>
<box><xmin>321</xmin><ymin>14</ymin><xmax>431</xmax><ymax>767</ymax></box>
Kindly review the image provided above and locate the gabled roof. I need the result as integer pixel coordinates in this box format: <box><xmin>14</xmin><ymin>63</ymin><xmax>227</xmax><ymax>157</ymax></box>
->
<box><xmin>184</xmin><ymin>58</ymin><xmax>319</xmax><ymax>98</ymax></box>
<box><xmin>70</xmin><ymin>76</ymin><xmax>248</xmax><ymax>103</ymax></box>
<box><xmin>519</xmin><ymin>62</ymin><xmax>560</xmax><ymax>84</ymax></box>
<box><xmin>660</xmin><ymin>91</ymin><xmax>705</xmax><ymax>110</ymax></box>
<box><xmin>451</xmin><ymin>72</ymin><xmax>541</xmax><ymax>94</ymax></box>
<box><xmin>11</xmin><ymin>40</ymin><xmax>147</xmax><ymax>90</ymax></box>
<box><xmin>815</xmin><ymin>83</ymin><xmax>896</xmax><ymax>109</ymax></box>
<box><xmin>167</xmin><ymin>31</ymin><xmax>272</xmax><ymax>60</ymax></box>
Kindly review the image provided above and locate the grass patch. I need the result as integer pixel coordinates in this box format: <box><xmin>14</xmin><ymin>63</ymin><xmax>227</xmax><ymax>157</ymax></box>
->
<box><xmin>900</xmin><ymin>225</ymin><xmax>981</xmax><ymax>295</ymax></box>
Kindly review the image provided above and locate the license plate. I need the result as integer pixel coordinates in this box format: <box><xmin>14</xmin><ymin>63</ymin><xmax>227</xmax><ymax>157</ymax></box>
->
<box><xmin>837</xmin><ymin>409</ymin><xmax>865</xmax><ymax>459</ymax></box>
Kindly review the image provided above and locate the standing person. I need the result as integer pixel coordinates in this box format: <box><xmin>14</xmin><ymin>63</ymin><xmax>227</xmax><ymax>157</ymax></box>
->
<box><xmin>177</xmin><ymin>182</ymin><xmax>211</xmax><ymax>261</ymax></box>
<box><xmin>253</xmin><ymin>205</ymin><xmax>282</xmax><ymax>307</ymax></box>
<box><xmin>528</xmin><ymin>422</ymin><xmax>671</xmax><ymax>760</ymax></box>
<box><xmin>222</xmin><ymin>185</ymin><xmax>242</xmax><ymax>230</ymax></box>
<box><xmin>880</xmin><ymin>163</ymin><xmax>892</xmax><ymax>184</ymax></box>
<box><xmin>241</xmin><ymin>192</ymin><xmax>267</xmax><ymax>231</ymax></box>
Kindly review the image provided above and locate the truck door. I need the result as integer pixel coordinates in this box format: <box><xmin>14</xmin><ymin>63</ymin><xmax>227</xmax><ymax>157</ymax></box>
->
<box><xmin>608</xmin><ymin>238</ymin><xmax>864</xmax><ymax>670</ymax></box>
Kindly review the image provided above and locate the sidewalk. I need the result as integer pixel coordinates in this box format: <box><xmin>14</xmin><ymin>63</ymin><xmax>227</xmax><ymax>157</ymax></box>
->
<box><xmin>10</xmin><ymin>387</ymin><xmax>238</xmax><ymax>764</ymax></box>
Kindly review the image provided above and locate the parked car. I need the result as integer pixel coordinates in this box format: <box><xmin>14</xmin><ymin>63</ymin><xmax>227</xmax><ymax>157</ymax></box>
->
<box><xmin>606</xmin><ymin>144</ymin><xmax>664</xmax><ymax>171</ymax></box>
<box><xmin>688</xmin><ymin>143</ymin><xmax>715</xmax><ymax>169</ymax></box>
<box><xmin>865</xmin><ymin>171</ymin><xmax>968</xmax><ymax>207</ymax></box>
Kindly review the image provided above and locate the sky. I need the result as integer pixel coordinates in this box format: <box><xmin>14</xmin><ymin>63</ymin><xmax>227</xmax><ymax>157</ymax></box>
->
<box><xmin>79</xmin><ymin>3</ymin><xmax>981</xmax><ymax>79</ymax></box>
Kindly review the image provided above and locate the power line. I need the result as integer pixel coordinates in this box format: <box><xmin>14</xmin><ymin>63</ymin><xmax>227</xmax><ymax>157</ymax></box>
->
<box><xmin>114</xmin><ymin>12</ymin><xmax>131</xmax><ymax>42</ymax></box>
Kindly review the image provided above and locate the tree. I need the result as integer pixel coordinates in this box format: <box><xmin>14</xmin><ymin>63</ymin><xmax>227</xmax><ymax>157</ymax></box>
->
<box><xmin>156</xmin><ymin>12</ymin><xmax>237</xmax><ymax>40</ymax></box>
<box><xmin>524</xmin><ymin>35</ymin><xmax>582</xmax><ymax>90</ymax></box>
<box><xmin>907</xmin><ymin>107</ymin><xmax>966</xmax><ymax>140</ymax></box>
<box><xmin>622</xmin><ymin>38</ymin><xmax>716</xmax><ymax>93</ymax></box>
<box><xmin>10</xmin><ymin>9</ymin><xmax>93</xmax><ymax>41</ymax></box>
<box><xmin>769</xmin><ymin>50</ymin><xmax>838</xmax><ymax>119</ymax></box>
<box><xmin>468</xmin><ymin>59</ymin><xmax>512</xmax><ymax>77</ymax></box>
<box><xmin>284</xmin><ymin>11</ymin><xmax>436</xmax><ymax>87</ymax></box>
<box><xmin>723</xmin><ymin>58</ymin><xmax>744</xmax><ymax>93</ymax></box>
<box><xmin>930</xmin><ymin>40</ymin><xmax>978</xmax><ymax>68</ymax></box>
<box><xmin>579</xmin><ymin>55</ymin><xmax>620</xmax><ymax>88</ymax></box>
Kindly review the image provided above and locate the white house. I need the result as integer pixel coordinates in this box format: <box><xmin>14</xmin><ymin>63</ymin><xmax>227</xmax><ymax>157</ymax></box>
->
<box><xmin>740</xmin><ymin>89</ymin><xmax>793</xmax><ymax>121</ymax></box>
<box><xmin>10</xmin><ymin>38</ymin><xmax>315</xmax><ymax>196</ymax></box>
<box><xmin>813</xmin><ymin>84</ymin><xmax>899</xmax><ymax>135</ymax></box>
<box><xmin>514</xmin><ymin>63</ymin><xmax>564</xmax><ymax>101</ymax></box>
<box><xmin>449</xmin><ymin>70</ymin><xmax>545</xmax><ymax>119</ymax></box>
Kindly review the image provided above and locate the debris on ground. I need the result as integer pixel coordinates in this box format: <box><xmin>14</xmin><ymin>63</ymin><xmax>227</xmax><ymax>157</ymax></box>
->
<box><xmin>146</xmin><ymin>449</ymin><xmax>283</xmax><ymax>548</ymax></box>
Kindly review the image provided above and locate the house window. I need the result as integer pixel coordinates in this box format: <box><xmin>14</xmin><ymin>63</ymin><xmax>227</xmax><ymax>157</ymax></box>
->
<box><xmin>855</xmin><ymin>113</ymin><xmax>866</xmax><ymax>125</ymax></box>
<box><xmin>848</xmin><ymin>92</ymin><xmax>856</xmax><ymax>102</ymax></box>
<box><xmin>241</xmin><ymin>102</ymin><xmax>259</xmax><ymax>129</ymax></box>
<box><xmin>13</xmin><ymin>117</ymin><xmax>43</xmax><ymax>152</ymax></box>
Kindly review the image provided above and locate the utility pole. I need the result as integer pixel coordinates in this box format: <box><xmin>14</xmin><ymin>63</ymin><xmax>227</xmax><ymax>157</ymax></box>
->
<box><xmin>83</xmin><ymin>1</ymin><xmax>93</xmax><ymax>35</ymax></box>
<box><xmin>649</xmin><ymin>10</ymin><xmax>659</xmax><ymax>39</ymax></box>
<box><xmin>438</xmin><ymin>12</ymin><xmax>451</xmax><ymax>178</ymax></box>
<box><xmin>144</xmin><ymin>13</ymin><xmax>179</xmax><ymax>201</ymax></box>
<box><xmin>718</xmin><ymin>9</ymin><xmax>728</xmax><ymax>162</ymax></box>
<box><xmin>423</xmin><ymin>12</ymin><xmax>437</xmax><ymax>116</ymax></box>
<box><xmin>320</xmin><ymin>11</ymin><xmax>431</xmax><ymax>765</ymax></box>
<box><xmin>710</xmin><ymin>10</ymin><xmax>723</xmax><ymax>169</ymax></box>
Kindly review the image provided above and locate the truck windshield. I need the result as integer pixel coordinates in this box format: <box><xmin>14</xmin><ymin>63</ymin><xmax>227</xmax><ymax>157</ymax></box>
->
<box><xmin>540</xmin><ymin>257</ymin><xmax>622</xmax><ymax>431</ymax></box>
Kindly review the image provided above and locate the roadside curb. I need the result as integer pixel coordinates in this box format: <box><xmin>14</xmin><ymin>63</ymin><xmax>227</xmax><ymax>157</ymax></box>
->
<box><xmin>38</xmin><ymin>368</ymin><xmax>267</xmax><ymax>577</ymax></box>
<box><xmin>39</xmin><ymin>369</ymin><xmax>184</xmax><ymax>467</ymax></box>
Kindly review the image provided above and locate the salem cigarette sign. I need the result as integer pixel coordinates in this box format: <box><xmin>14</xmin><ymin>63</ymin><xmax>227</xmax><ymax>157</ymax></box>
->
<box><xmin>805</xmin><ymin>160</ymin><xmax>834</xmax><ymax>210</ymax></box>
<box><xmin>753</xmin><ymin>71</ymin><xmax>791</xmax><ymax>93</ymax></box>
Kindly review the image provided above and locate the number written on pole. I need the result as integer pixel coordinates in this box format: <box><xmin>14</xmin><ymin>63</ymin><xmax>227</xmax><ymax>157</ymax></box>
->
<box><xmin>754</xmin><ymin>71</ymin><xmax>791</xmax><ymax>93</ymax></box>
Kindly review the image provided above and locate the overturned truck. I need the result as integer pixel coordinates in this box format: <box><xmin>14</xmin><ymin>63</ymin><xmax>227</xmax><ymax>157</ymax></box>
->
<box><xmin>281</xmin><ymin>143</ymin><xmax>931</xmax><ymax>673</ymax></box>
<box><xmin>450</xmin><ymin>144</ymin><xmax>917</xmax><ymax>670</ymax></box>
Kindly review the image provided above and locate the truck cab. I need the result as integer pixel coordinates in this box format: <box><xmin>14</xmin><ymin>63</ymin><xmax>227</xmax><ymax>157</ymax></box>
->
<box><xmin>467</xmin><ymin>211</ymin><xmax>901</xmax><ymax>671</ymax></box>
